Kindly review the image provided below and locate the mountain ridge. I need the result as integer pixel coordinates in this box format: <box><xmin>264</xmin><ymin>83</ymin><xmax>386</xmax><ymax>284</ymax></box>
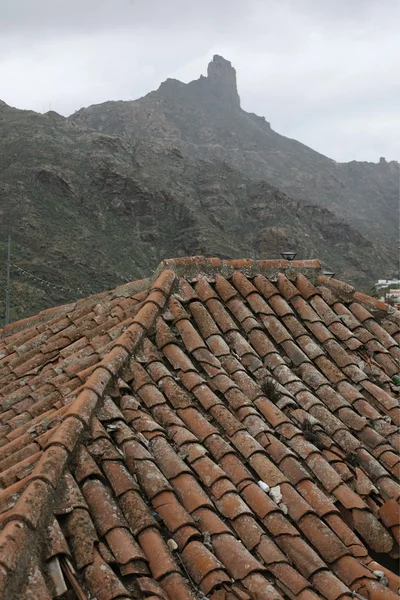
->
<box><xmin>72</xmin><ymin>55</ymin><xmax>398</xmax><ymax>245</ymax></box>
<box><xmin>0</xmin><ymin>56</ymin><xmax>398</xmax><ymax>321</ymax></box>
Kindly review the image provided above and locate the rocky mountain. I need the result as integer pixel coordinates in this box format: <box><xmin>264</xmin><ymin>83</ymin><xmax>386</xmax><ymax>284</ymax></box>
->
<box><xmin>0</xmin><ymin>58</ymin><xmax>397</xmax><ymax>321</ymax></box>
<box><xmin>72</xmin><ymin>55</ymin><xmax>399</xmax><ymax>246</ymax></box>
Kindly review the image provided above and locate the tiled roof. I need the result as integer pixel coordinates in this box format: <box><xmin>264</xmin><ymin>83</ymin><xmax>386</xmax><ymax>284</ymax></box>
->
<box><xmin>0</xmin><ymin>256</ymin><xmax>399</xmax><ymax>600</ymax></box>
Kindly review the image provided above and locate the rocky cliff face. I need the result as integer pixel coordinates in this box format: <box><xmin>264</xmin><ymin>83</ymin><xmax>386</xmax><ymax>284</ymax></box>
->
<box><xmin>0</xmin><ymin>99</ymin><xmax>392</xmax><ymax>321</ymax></box>
<box><xmin>72</xmin><ymin>56</ymin><xmax>399</xmax><ymax>249</ymax></box>
<box><xmin>205</xmin><ymin>54</ymin><xmax>241</xmax><ymax>107</ymax></box>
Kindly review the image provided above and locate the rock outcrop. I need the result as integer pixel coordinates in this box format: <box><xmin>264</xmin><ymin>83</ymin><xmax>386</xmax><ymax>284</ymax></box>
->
<box><xmin>73</xmin><ymin>56</ymin><xmax>399</xmax><ymax>249</ymax></box>
<box><xmin>205</xmin><ymin>54</ymin><xmax>241</xmax><ymax>107</ymax></box>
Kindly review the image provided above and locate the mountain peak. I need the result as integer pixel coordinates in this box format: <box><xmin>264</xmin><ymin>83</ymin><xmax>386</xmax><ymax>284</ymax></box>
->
<box><xmin>206</xmin><ymin>55</ymin><xmax>240</xmax><ymax>107</ymax></box>
<box><xmin>157</xmin><ymin>55</ymin><xmax>241</xmax><ymax>108</ymax></box>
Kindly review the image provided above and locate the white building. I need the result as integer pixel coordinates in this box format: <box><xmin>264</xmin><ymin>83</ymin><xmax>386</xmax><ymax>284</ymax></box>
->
<box><xmin>375</xmin><ymin>278</ymin><xmax>400</xmax><ymax>291</ymax></box>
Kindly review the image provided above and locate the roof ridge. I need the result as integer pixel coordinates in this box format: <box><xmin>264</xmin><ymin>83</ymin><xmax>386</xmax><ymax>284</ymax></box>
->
<box><xmin>154</xmin><ymin>256</ymin><xmax>323</xmax><ymax>281</ymax></box>
<box><xmin>0</xmin><ymin>256</ymin><xmax>322</xmax><ymax>339</ymax></box>
<box><xmin>5</xmin><ymin>256</ymin><xmax>399</xmax><ymax>340</ymax></box>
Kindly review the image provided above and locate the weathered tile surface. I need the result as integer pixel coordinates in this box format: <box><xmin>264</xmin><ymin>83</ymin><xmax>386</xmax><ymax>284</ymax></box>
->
<box><xmin>0</xmin><ymin>257</ymin><xmax>399</xmax><ymax>600</ymax></box>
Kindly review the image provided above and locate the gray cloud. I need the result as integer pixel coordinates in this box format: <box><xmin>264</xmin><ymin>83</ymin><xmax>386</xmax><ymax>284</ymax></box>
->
<box><xmin>0</xmin><ymin>0</ymin><xmax>399</xmax><ymax>162</ymax></box>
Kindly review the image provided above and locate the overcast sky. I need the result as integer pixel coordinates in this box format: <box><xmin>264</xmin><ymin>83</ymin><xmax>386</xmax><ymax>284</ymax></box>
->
<box><xmin>1</xmin><ymin>0</ymin><xmax>399</xmax><ymax>162</ymax></box>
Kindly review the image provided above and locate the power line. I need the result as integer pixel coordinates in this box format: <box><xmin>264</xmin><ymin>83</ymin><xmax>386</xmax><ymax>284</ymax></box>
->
<box><xmin>11</xmin><ymin>263</ymin><xmax>132</xmax><ymax>295</ymax></box>
<box><xmin>11</xmin><ymin>263</ymin><xmax>93</xmax><ymax>295</ymax></box>
<box><xmin>3</xmin><ymin>238</ymin><xmax>134</xmax><ymax>326</ymax></box>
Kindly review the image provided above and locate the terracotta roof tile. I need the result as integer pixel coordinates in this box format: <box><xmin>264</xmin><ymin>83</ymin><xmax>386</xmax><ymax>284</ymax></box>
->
<box><xmin>0</xmin><ymin>256</ymin><xmax>399</xmax><ymax>599</ymax></box>
<box><xmin>20</xmin><ymin>560</ymin><xmax>53</xmax><ymax>600</ymax></box>
<box><xmin>277</xmin><ymin>534</ymin><xmax>327</xmax><ymax>579</ymax></box>
<box><xmin>213</xmin><ymin>532</ymin><xmax>267</xmax><ymax>579</ymax></box>
<box><xmin>306</xmin><ymin>320</ymin><xmax>335</xmax><ymax>343</ymax></box>
<box><xmin>309</xmin><ymin>570</ymin><xmax>350</xmax><ymax>600</ymax></box>
<box><xmin>246</xmin><ymin>291</ymin><xmax>275</xmax><ymax>316</ymax></box>
<box><xmin>138</xmin><ymin>526</ymin><xmax>181</xmax><ymax>581</ymax></box>
<box><xmin>353</xmin><ymin>292</ymin><xmax>390</xmax><ymax>313</ymax></box>
<box><xmin>116</xmin><ymin>491</ymin><xmax>156</xmax><ymax>537</ymax></box>
<box><xmin>0</xmin><ymin>478</ymin><xmax>51</xmax><ymax>529</ymax></box>
<box><xmin>261</xmin><ymin>315</ymin><xmax>292</xmax><ymax>344</ymax></box>
<box><xmin>231</xmin><ymin>270</ymin><xmax>258</xmax><ymax>297</ymax></box>
<box><xmin>81</xmin><ymin>479</ymin><xmax>129</xmax><ymax>536</ymax></box>
<box><xmin>105</xmin><ymin>527</ymin><xmax>148</xmax><ymax>572</ymax></box>
<box><xmin>296</xmin><ymin>273</ymin><xmax>320</xmax><ymax>300</ymax></box>
<box><xmin>83</xmin><ymin>547</ymin><xmax>131</xmax><ymax>599</ymax></box>
<box><xmin>181</xmin><ymin>540</ymin><xmax>230</xmax><ymax>593</ymax></box>
<box><xmin>379</xmin><ymin>497</ymin><xmax>400</xmax><ymax>529</ymax></box>
<box><xmin>0</xmin><ymin>462</ymin><xmax>36</xmax><ymax>498</ymax></box>
<box><xmin>29</xmin><ymin>445</ymin><xmax>69</xmax><ymax>489</ymax></box>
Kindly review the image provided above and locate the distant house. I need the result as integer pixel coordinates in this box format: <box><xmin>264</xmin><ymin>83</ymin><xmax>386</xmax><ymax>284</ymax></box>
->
<box><xmin>374</xmin><ymin>279</ymin><xmax>400</xmax><ymax>308</ymax></box>
<box><xmin>375</xmin><ymin>278</ymin><xmax>400</xmax><ymax>291</ymax></box>
<box><xmin>385</xmin><ymin>288</ymin><xmax>400</xmax><ymax>310</ymax></box>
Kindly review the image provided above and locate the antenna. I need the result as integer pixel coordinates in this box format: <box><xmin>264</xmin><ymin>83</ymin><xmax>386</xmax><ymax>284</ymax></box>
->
<box><xmin>5</xmin><ymin>235</ymin><xmax>11</xmax><ymax>326</ymax></box>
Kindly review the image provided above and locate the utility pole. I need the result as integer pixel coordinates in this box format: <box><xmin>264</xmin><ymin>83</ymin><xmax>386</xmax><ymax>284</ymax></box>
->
<box><xmin>5</xmin><ymin>235</ymin><xmax>11</xmax><ymax>326</ymax></box>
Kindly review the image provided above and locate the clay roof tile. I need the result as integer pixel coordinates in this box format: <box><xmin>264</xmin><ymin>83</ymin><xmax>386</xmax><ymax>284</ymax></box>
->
<box><xmin>296</xmin><ymin>273</ymin><xmax>319</xmax><ymax>300</ymax></box>
<box><xmin>0</xmin><ymin>257</ymin><xmax>399</xmax><ymax>600</ymax></box>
